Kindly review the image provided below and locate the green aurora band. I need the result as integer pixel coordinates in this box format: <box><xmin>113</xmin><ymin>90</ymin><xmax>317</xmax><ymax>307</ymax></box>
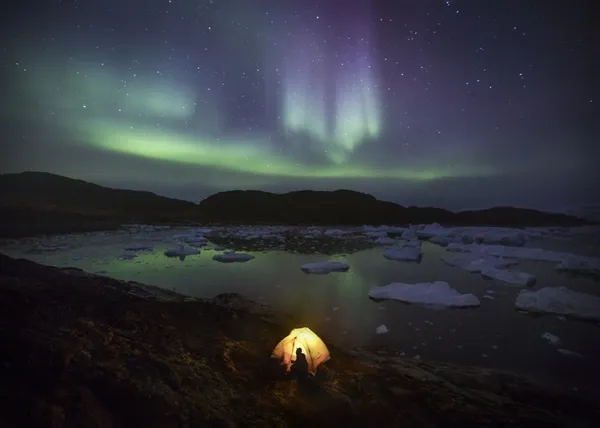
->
<box><xmin>15</xmin><ymin>53</ymin><xmax>497</xmax><ymax>182</ymax></box>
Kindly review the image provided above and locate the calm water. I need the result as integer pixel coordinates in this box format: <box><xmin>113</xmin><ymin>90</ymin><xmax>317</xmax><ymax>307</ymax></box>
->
<box><xmin>2</xmin><ymin>227</ymin><xmax>600</xmax><ymax>395</ymax></box>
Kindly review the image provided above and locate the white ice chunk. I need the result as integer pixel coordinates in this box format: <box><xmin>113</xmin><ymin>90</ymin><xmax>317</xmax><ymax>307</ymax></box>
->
<box><xmin>416</xmin><ymin>223</ymin><xmax>452</xmax><ymax>239</ymax></box>
<box><xmin>117</xmin><ymin>252</ymin><xmax>137</xmax><ymax>260</ymax></box>
<box><xmin>164</xmin><ymin>245</ymin><xmax>200</xmax><ymax>257</ymax></box>
<box><xmin>365</xmin><ymin>231</ymin><xmax>389</xmax><ymax>238</ymax></box>
<box><xmin>446</xmin><ymin>244</ymin><xmax>600</xmax><ymax>272</ymax></box>
<box><xmin>474</xmin><ymin>230</ymin><xmax>526</xmax><ymax>246</ymax></box>
<box><xmin>401</xmin><ymin>229</ymin><xmax>417</xmax><ymax>241</ymax></box>
<box><xmin>555</xmin><ymin>257</ymin><xmax>600</xmax><ymax>276</ymax></box>
<box><xmin>374</xmin><ymin>237</ymin><xmax>398</xmax><ymax>245</ymax></box>
<box><xmin>480</xmin><ymin>268</ymin><xmax>536</xmax><ymax>286</ymax></box>
<box><xmin>192</xmin><ymin>228</ymin><xmax>213</xmax><ymax>234</ymax></box>
<box><xmin>383</xmin><ymin>246</ymin><xmax>422</xmax><ymax>262</ymax></box>
<box><xmin>429</xmin><ymin>235</ymin><xmax>455</xmax><ymax>247</ymax></box>
<box><xmin>541</xmin><ymin>332</ymin><xmax>562</xmax><ymax>346</ymax></box>
<box><xmin>369</xmin><ymin>281</ymin><xmax>480</xmax><ymax>308</ymax></box>
<box><xmin>123</xmin><ymin>243</ymin><xmax>154</xmax><ymax>251</ymax></box>
<box><xmin>557</xmin><ymin>349</ymin><xmax>583</xmax><ymax>357</ymax></box>
<box><xmin>212</xmin><ymin>253</ymin><xmax>255</xmax><ymax>263</ymax></box>
<box><xmin>323</xmin><ymin>229</ymin><xmax>348</xmax><ymax>237</ymax></box>
<box><xmin>300</xmin><ymin>261</ymin><xmax>350</xmax><ymax>274</ymax></box>
<box><xmin>515</xmin><ymin>287</ymin><xmax>600</xmax><ymax>321</ymax></box>
<box><xmin>375</xmin><ymin>324</ymin><xmax>389</xmax><ymax>334</ymax></box>
<box><xmin>442</xmin><ymin>254</ymin><xmax>518</xmax><ymax>273</ymax></box>
<box><xmin>405</xmin><ymin>239</ymin><xmax>421</xmax><ymax>248</ymax></box>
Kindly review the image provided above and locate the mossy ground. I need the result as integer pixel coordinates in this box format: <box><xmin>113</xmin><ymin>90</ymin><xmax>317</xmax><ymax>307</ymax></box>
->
<box><xmin>1</xmin><ymin>253</ymin><xmax>598</xmax><ymax>427</ymax></box>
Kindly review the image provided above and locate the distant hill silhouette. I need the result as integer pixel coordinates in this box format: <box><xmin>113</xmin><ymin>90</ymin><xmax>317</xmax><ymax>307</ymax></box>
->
<box><xmin>0</xmin><ymin>172</ymin><xmax>199</xmax><ymax>237</ymax></box>
<box><xmin>0</xmin><ymin>171</ymin><xmax>587</xmax><ymax>237</ymax></box>
<box><xmin>197</xmin><ymin>189</ymin><xmax>585</xmax><ymax>227</ymax></box>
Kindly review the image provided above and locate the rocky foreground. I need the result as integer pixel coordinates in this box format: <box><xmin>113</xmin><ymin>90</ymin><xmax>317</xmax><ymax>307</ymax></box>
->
<box><xmin>1</xmin><ymin>253</ymin><xmax>599</xmax><ymax>428</ymax></box>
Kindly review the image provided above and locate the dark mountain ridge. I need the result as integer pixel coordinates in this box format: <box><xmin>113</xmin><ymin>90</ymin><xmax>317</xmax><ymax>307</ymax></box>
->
<box><xmin>0</xmin><ymin>171</ymin><xmax>588</xmax><ymax>237</ymax></box>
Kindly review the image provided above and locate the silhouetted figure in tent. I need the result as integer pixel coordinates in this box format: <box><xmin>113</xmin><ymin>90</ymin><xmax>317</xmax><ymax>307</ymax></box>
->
<box><xmin>290</xmin><ymin>348</ymin><xmax>309</xmax><ymax>384</ymax></box>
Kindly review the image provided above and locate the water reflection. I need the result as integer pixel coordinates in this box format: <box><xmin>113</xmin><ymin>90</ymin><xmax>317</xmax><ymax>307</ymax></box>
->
<box><xmin>1</xmin><ymin>231</ymin><xmax>600</xmax><ymax>393</ymax></box>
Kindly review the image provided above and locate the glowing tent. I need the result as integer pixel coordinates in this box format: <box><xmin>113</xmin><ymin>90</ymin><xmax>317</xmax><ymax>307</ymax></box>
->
<box><xmin>271</xmin><ymin>327</ymin><xmax>330</xmax><ymax>375</ymax></box>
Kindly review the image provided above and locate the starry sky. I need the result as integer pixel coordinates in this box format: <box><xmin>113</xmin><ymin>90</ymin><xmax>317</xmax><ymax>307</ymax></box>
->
<box><xmin>0</xmin><ymin>0</ymin><xmax>596</xmax><ymax>210</ymax></box>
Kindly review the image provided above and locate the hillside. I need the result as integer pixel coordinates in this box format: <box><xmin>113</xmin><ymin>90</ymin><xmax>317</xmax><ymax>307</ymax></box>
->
<box><xmin>0</xmin><ymin>172</ymin><xmax>587</xmax><ymax>238</ymax></box>
<box><xmin>0</xmin><ymin>171</ymin><xmax>198</xmax><ymax>216</ymax></box>
<box><xmin>197</xmin><ymin>189</ymin><xmax>585</xmax><ymax>227</ymax></box>
<box><xmin>0</xmin><ymin>172</ymin><xmax>200</xmax><ymax>237</ymax></box>
<box><xmin>1</xmin><ymin>253</ymin><xmax>598</xmax><ymax>427</ymax></box>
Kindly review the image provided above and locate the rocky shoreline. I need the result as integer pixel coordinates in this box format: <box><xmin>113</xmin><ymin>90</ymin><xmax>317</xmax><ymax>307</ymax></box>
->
<box><xmin>1</xmin><ymin>253</ymin><xmax>599</xmax><ymax>427</ymax></box>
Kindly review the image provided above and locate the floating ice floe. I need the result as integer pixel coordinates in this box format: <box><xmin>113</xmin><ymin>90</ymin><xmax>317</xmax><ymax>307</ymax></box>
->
<box><xmin>480</xmin><ymin>268</ymin><xmax>536</xmax><ymax>286</ymax></box>
<box><xmin>375</xmin><ymin>325</ymin><xmax>389</xmax><ymax>334</ymax></box>
<box><xmin>383</xmin><ymin>246</ymin><xmax>422</xmax><ymax>262</ymax></box>
<box><xmin>442</xmin><ymin>254</ymin><xmax>518</xmax><ymax>273</ymax></box>
<box><xmin>181</xmin><ymin>236</ymin><xmax>209</xmax><ymax>246</ymax></box>
<box><xmin>429</xmin><ymin>235</ymin><xmax>455</xmax><ymax>247</ymax></box>
<box><xmin>117</xmin><ymin>252</ymin><xmax>137</xmax><ymax>260</ymax></box>
<box><xmin>365</xmin><ymin>231</ymin><xmax>389</xmax><ymax>239</ymax></box>
<box><xmin>557</xmin><ymin>349</ymin><xmax>583</xmax><ymax>357</ymax></box>
<box><xmin>515</xmin><ymin>287</ymin><xmax>600</xmax><ymax>321</ymax></box>
<box><xmin>405</xmin><ymin>239</ymin><xmax>421</xmax><ymax>248</ymax></box>
<box><xmin>123</xmin><ymin>243</ymin><xmax>154</xmax><ymax>251</ymax></box>
<box><xmin>323</xmin><ymin>229</ymin><xmax>349</xmax><ymax>237</ymax></box>
<box><xmin>212</xmin><ymin>253</ymin><xmax>255</xmax><ymax>263</ymax></box>
<box><xmin>416</xmin><ymin>223</ymin><xmax>452</xmax><ymax>239</ymax></box>
<box><xmin>401</xmin><ymin>228</ymin><xmax>418</xmax><ymax>241</ymax></box>
<box><xmin>374</xmin><ymin>237</ymin><xmax>398</xmax><ymax>245</ymax></box>
<box><xmin>164</xmin><ymin>245</ymin><xmax>200</xmax><ymax>257</ymax></box>
<box><xmin>555</xmin><ymin>257</ymin><xmax>600</xmax><ymax>277</ymax></box>
<box><xmin>300</xmin><ymin>261</ymin><xmax>350</xmax><ymax>274</ymax></box>
<box><xmin>414</xmin><ymin>225</ymin><xmax>528</xmax><ymax>247</ymax></box>
<box><xmin>368</xmin><ymin>281</ymin><xmax>481</xmax><ymax>308</ymax></box>
<box><xmin>192</xmin><ymin>228</ymin><xmax>213</xmax><ymax>235</ymax></box>
<box><xmin>473</xmin><ymin>230</ymin><xmax>526</xmax><ymax>246</ymax></box>
<box><xmin>541</xmin><ymin>332</ymin><xmax>562</xmax><ymax>346</ymax></box>
<box><xmin>446</xmin><ymin>243</ymin><xmax>600</xmax><ymax>275</ymax></box>
<box><xmin>125</xmin><ymin>224</ymin><xmax>171</xmax><ymax>233</ymax></box>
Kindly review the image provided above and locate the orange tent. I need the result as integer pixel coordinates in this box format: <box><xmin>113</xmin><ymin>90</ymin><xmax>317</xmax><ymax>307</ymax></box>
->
<box><xmin>271</xmin><ymin>327</ymin><xmax>330</xmax><ymax>375</ymax></box>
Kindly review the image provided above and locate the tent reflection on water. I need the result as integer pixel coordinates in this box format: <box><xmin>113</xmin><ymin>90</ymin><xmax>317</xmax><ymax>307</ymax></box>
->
<box><xmin>271</xmin><ymin>327</ymin><xmax>330</xmax><ymax>375</ymax></box>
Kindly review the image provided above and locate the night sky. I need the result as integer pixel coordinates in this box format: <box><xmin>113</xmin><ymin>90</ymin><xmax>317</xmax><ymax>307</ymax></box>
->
<box><xmin>1</xmin><ymin>0</ymin><xmax>596</xmax><ymax>210</ymax></box>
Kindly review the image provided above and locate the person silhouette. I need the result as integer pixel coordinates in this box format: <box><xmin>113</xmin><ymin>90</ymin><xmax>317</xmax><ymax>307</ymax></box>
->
<box><xmin>290</xmin><ymin>348</ymin><xmax>309</xmax><ymax>382</ymax></box>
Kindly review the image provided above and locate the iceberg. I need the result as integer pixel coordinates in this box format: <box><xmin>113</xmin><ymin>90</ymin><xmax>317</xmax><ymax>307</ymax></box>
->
<box><xmin>212</xmin><ymin>253</ymin><xmax>255</xmax><ymax>263</ymax></box>
<box><xmin>383</xmin><ymin>246</ymin><xmax>422</xmax><ymax>262</ymax></box>
<box><xmin>369</xmin><ymin>281</ymin><xmax>480</xmax><ymax>308</ymax></box>
<box><xmin>300</xmin><ymin>261</ymin><xmax>350</xmax><ymax>274</ymax></box>
<box><xmin>442</xmin><ymin>254</ymin><xmax>518</xmax><ymax>273</ymax></box>
<box><xmin>515</xmin><ymin>287</ymin><xmax>600</xmax><ymax>321</ymax></box>
<box><xmin>123</xmin><ymin>243</ymin><xmax>154</xmax><ymax>251</ymax></box>
<box><xmin>164</xmin><ymin>245</ymin><xmax>200</xmax><ymax>257</ymax></box>
<box><xmin>480</xmin><ymin>268</ymin><xmax>536</xmax><ymax>286</ymax></box>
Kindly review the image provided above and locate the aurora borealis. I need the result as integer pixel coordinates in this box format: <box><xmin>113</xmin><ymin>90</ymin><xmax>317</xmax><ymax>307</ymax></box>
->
<box><xmin>0</xmin><ymin>0</ymin><xmax>595</xmax><ymax>209</ymax></box>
